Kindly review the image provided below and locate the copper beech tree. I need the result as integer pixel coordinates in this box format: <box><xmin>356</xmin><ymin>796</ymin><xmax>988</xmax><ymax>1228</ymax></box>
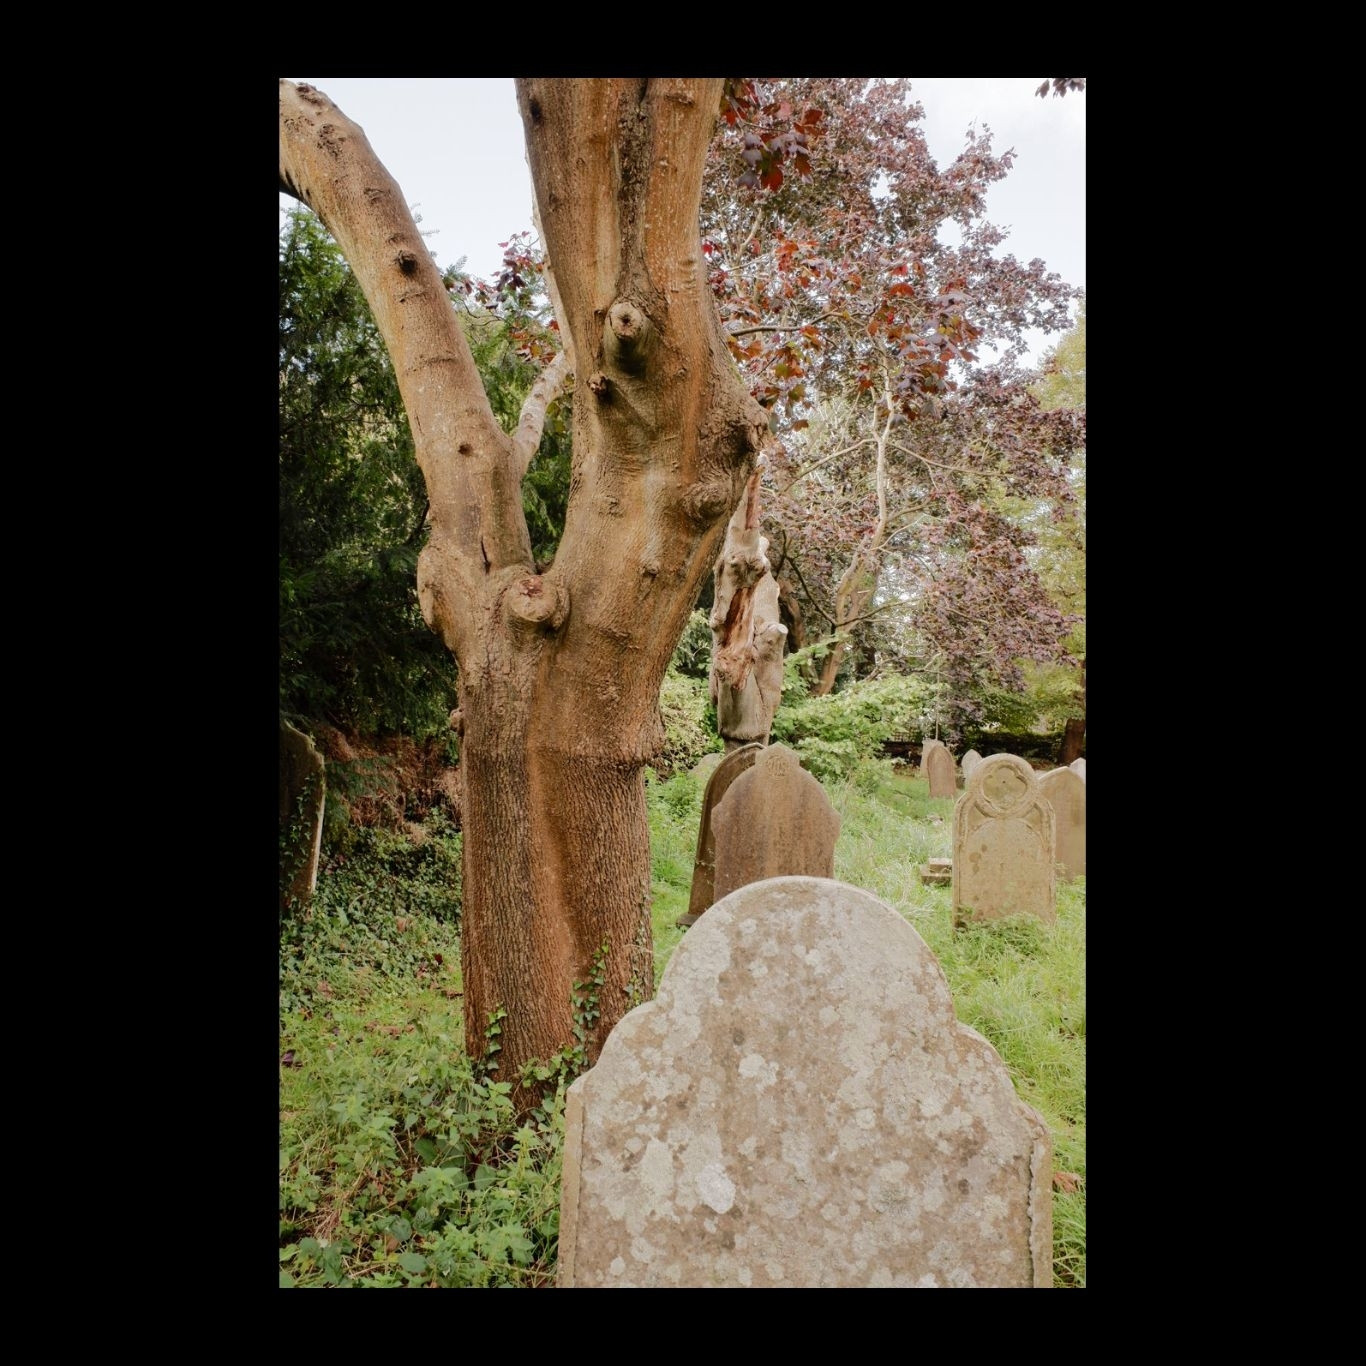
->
<box><xmin>279</xmin><ymin>79</ymin><xmax>770</xmax><ymax>1102</ymax></box>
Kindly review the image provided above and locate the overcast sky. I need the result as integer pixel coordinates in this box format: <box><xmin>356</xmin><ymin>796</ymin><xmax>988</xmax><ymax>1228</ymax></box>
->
<box><xmin>279</xmin><ymin>78</ymin><xmax>1084</xmax><ymax>367</ymax></box>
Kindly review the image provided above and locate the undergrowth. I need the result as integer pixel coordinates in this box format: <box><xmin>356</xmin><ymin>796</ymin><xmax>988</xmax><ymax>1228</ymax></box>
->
<box><xmin>281</xmin><ymin>759</ymin><xmax>1085</xmax><ymax>1287</ymax></box>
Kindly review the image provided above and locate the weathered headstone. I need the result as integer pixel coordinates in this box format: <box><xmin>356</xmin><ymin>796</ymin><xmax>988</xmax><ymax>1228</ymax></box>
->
<box><xmin>280</xmin><ymin>717</ymin><xmax>326</xmax><ymax>912</ymax></box>
<box><xmin>711</xmin><ymin>745</ymin><xmax>840</xmax><ymax>904</ymax></box>
<box><xmin>690</xmin><ymin>751</ymin><xmax>726</xmax><ymax>784</ymax></box>
<box><xmin>558</xmin><ymin>875</ymin><xmax>1053</xmax><ymax>1288</ymax></box>
<box><xmin>1037</xmin><ymin>767</ymin><xmax>1086</xmax><ymax>882</ymax></box>
<box><xmin>678</xmin><ymin>743</ymin><xmax>762</xmax><ymax>928</ymax></box>
<box><xmin>961</xmin><ymin>749</ymin><xmax>983</xmax><ymax>785</ymax></box>
<box><xmin>926</xmin><ymin>744</ymin><xmax>957</xmax><ymax>799</ymax></box>
<box><xmin>919</xmin><ymin>857</ymin><xmax>952</xmax><ymax>886</ymax></box>
<box><xmin>1069</xmin><ymin>757</ymin><xmax>1086</xmax><ymax>782</ymax></box>
<box><xmin>952</xmin><ymin>754</ymin><xmax>1056</xmax><ymax>927</ymax></box>
<box><xmin>920</xmin><ymin>736</ymin><xmax>945</xmax><ymax>779</ymax></box>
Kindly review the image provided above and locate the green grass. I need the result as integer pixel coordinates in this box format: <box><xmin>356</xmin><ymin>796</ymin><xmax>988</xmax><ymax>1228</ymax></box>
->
<box><xmin>280</xmin><ymin>760</ymin><xmax>1085</xmax><ymax>1287</ymax></box>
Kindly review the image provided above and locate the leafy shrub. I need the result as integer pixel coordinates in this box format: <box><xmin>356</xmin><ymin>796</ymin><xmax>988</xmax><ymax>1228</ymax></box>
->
<box><xmin>656</xmin><ymin>668</ymin><xmax>721</xmax><ymax>776</ymax></box>
<box><xmin>670</xmin><ymin>609</ymin><xmax>714</xmax><ymax>679</ymax></box>
<box><xmin>771</xmin><ymin>673</ymin><xmax>931</xmax><ymax>782</ymax></box>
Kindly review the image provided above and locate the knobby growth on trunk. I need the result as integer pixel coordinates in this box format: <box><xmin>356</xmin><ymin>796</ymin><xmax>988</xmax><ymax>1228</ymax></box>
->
<box><xmin>280</xmin><ymin>79</ymin><xmax>768</xmax><ymax>1108</ymax></box>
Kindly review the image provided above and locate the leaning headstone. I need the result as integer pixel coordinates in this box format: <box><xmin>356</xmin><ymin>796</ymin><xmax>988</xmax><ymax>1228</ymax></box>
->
<box><xmin>558</xmin><ymin>876</ymin><xmax>1053</xmax><ymax>1287</ymax></box>
<box><xmin>711</xmin><ymin>745</ymin><xmax>840</xmax><ymax>904</ymax></box>
<box><xmin>1038</xmin><ymin>767</ymin><xmax>1086</xmax><ymax>882</ymax></box>
<box><xmin>920</xmin><ymin>736</ymin><xmax>945</xmax><ymax>779</ymax></box>
<box><xmin>952</xmin><ymin>754</ymin><xmax>1056</xmax><ymax>927</ymax></box>
<box><xmin>678</xmin><ymin>743</ymin><xmax>763</xmax><ymax>928</ymax></box>
<box><xmin>961</xmin><ymin>750</ymin><xmax>983</xmax><ymax>785</ymax></box>
<box><xmin>1069</xmin><ymin>757</ymin><xmax>1086</xmax><ymax>782</ymax></box>
<box><xmin>926</xmin><ymin>744</ymin><xmax>957</xmax><ymax>799</ymax></box>
<box><xmin>279</xmin><ymin>717</ymin><xmax>326</xmax><ymax>912</ymax></box>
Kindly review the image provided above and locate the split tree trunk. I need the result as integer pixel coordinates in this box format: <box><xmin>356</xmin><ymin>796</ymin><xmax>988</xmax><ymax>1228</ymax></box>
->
<box><xmin>280</xmin><ymin>78</ymin><xmax>768</xmax><ymax>1107</ymax></box>
<box><xmin>710</xmin><ymin>465</ymin><xmax>787</xmax><ymax>748</ymax></box>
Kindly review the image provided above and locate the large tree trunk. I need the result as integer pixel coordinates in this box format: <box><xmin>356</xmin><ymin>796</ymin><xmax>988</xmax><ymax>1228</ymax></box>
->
<box><xmin>280</xmin><ymin>79</ymin><xmax>768</xmax><ymax>1108</ymax></box>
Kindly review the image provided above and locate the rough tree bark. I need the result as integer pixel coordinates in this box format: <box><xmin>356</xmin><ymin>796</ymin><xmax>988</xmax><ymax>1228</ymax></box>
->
<box><xmin>709</xmin><ymin>464</ymin><xmax>787</xmax><ymax>749</ymax></box>
<box><xmin>279</xmin><ymin>79</ymin><xmax>768</xmax><ymax>1106</ymax></box>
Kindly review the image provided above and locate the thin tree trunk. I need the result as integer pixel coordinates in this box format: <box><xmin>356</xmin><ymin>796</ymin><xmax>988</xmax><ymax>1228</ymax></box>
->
<box><xmin>811</xmin><ymin>374</ymin><xmax>897</xmax><ymax>696</ymax></box>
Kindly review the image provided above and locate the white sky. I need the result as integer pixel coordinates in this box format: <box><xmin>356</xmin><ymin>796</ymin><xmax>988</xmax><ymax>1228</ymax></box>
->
<box><xmin>279</xmin><ymin>77</ymin><xmax>1084</xmax><ymax>368</ymax></box>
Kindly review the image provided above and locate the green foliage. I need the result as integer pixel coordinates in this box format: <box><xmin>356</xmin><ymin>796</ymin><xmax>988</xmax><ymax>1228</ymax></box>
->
<box><xmin>645</xmin><ymin>769</ymin><xmax>704</xmax><ymax>984</ymax></box>
<box><xmin>771</xmin><ymin>673</ymin><xmax>933</xmax><ymax>783</ymax></box>
<box><xmin>280</xmin><ymin>819</ymin><xmax>560</xmax><ymax>1288</ymax></box>
<box><xmin>283</xmin><ymin>750</ymin><xmax>1083</xmax><ymax>1289</ymax></box>
<box><xmin>656</xmin><ymin>668</ymin><xmax>722</xmax><ymax>776</ymax></box>
<box><xmin>826</xmin><ymin>773</ymin><xmax>1085</xmax><ymax>1287</ymax></box>
<box><xmin>670</xmin><ymin>609</ymin><xmax>714</xmax><ymax>680</ymax></box>
<box><xmin>279</xmin><ymin>208</ymin><xmax>457</xmax><ymax>740</ymax></box>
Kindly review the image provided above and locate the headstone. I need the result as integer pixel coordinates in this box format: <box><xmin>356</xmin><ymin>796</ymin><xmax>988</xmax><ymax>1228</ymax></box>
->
<box><xmin>919</xmin><ymin>736</ymin><xmax>945</xmax><ymax>779</ymax></box>
<box><xmin>690</xmin><ymin>751</ymin><xmax>726</xmax><ymax>784</ymax></box>
<box><xmin>678</xmin><ymin>744</ymin><xmax>762</xmax><ymax>928</ymax></box>
<box><xmin>961</xmin><ymin>750</ymin><xmax>983</xmax><ymax>785</ymax></box>
<box><xmin>926</xmin><ymin>744</ymin><xmax>957</xmax><ymax>799</ymax></box>
<box><xmin>952</xmin><ymin>754</ymin><xmax>1056</xmax><ymax>927</ymax></box>
<box><xmin>280</xmin><ymin>717</ymin><xmax>326</xmax><ymax>912</ymax></box>
<box><xmin>557</xmin><ymin>876</ymin><xmax>1053</xmax><ymax>1287</ymax></box>
<box><xmin>1069</xmin><ymin>757</ymin><xmax>1086</xmax><ymax>782</ymax></box>
<box><xmin>711</xmin><ymin>745</ymin><xmax>840</xmax><ymax>904</ymax></box>
<box><xmin>1037</xmin><ymin>768</ymin><xmax>1086</xmax><ymax>882</ymax></box>
<box><xmin>919</xmin><ymin>857</ymin><xmax>952</xmax><ymax>886</ymax></box>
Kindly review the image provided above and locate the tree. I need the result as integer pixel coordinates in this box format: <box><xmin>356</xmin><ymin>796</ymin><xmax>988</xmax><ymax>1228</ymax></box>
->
<box><xmin>280</xmin><ymin>80</ymin><xmax>769</xmax><ymax>1105</ymax></box>
<box><xmin>1030</xmin><ymin>301</ymin><xmax>1086</xmax><ymax>762</ymax></box>
<box><xmin>698</xmin><ymin>79</ymin><xmax>1085</xmax><ymax>729</ymax></box>
<box><xmin>279</xmin><ymin>206</ymin><xmax>455</xmax><ymax>740</ymax></box>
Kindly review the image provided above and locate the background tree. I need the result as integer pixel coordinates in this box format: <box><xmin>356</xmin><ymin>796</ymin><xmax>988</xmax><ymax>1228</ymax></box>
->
<box><xmin>281</xmin><ymin>79</ymin><xmax>769</xmax><ymax>1106</ymax></box>
<box><xmin>279</xmin><ymin>206</ymin><xmax>455</xmax><ymax>740</ymax></box>
<box><xmin>700</xmin><ymin>79</ymin><xmax>1085</xmax><ymax>734</ymax></box>
<box><xmin>1027</xmin><ymin>300</ymin><xmax>1085</xmax><ymax>761</ymax></box>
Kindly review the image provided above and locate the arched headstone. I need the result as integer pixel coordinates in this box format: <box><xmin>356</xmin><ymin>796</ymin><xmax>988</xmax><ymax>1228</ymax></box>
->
<box><xmin>952</xmin><ymin>754</ymin><xmax>1056</xmax><ymax>927</ymax></box>
<box><xmin>926</xmin><ymin>744</ymin><xmax>957</xmax><ymax>799</ymax></box>
<box><xmin>558</xmin><ymin>876</ymin><xmax>1053</xmax><ymax>1287</ymax></box>
<box><xmin>1038</xmin><ymin>767</ymin><xmax>1086</xmax><ymax>881</ymax></box>
<box><xmin>678</xmin><ymin>743</ymin><xmax>762</xmax><ymax>927</ymax></box>
<box><xmin>711</xmin><ymin>745</ymin><xmax>840</xmax><ymax>904</ymax></box>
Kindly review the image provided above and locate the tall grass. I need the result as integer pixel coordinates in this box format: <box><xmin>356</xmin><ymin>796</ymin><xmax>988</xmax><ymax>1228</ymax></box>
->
<box><xmin>280</xmin><ymin>760</ymin><xmax>1085</xmax><ymax>1287</ymax></box>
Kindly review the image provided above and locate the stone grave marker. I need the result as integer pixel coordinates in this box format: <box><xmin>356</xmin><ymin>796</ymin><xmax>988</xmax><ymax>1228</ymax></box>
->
<box><xmin>926</xmin><ymin>744</ymin><xmax>957</xmax><ymax>799</ymax></box>
<box><xmin>557</xmin><ymin>875</ymin><xmax>1053</xmax><ymax>1288</ymax></box>
<box><xmin>710</xmin><ymin>744</ymin><xmax>840</xmax><ymax>905</ymax></box>
<box><xmin>280</xmin><ymin>717</ymin><xmax>325</xmax><ymax>912</ymax></box>
<box><xmin>1038</xmin><ymin>767</ymin><xmax>1086</xmax><ymax>882</ymax></box>
<box><xmin>679</xmin><ymin>744</ymin><xmax>763</xmax><ymax>928</ymax></box>
<box><xmin>952</xmin><ymin>754</ymin><xmax>1056</xmax><ymax>927</ymax></box>
<box><xmin>1069</xmin><ymin>757</ymin><xmax>1086</xmax><ymax>782</ymax></box>
<box><xmin>919</xmin><ymin>857</ymin><xmax>952</xmax><ymax>886</ymax></box>
<box><xmin>920</xmin><ymin>736</ymin><xmax>945</xmax><ymax>779</ymax></box>
<box><xmin>961</xmin><ymin>750</ymin><xmax>983</xmax><ymax>785</ymax></box>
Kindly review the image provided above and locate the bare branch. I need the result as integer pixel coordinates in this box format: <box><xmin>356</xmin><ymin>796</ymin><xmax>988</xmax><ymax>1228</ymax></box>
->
<box><xmin>512</xmin><ymin>350</ymin><xmax>572</xmax><ymax>479</ymax></box>
<box><xmin>729</xmin><ymin>310</ymin><xmax>844</xmax><ymax>339</ymax></box>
